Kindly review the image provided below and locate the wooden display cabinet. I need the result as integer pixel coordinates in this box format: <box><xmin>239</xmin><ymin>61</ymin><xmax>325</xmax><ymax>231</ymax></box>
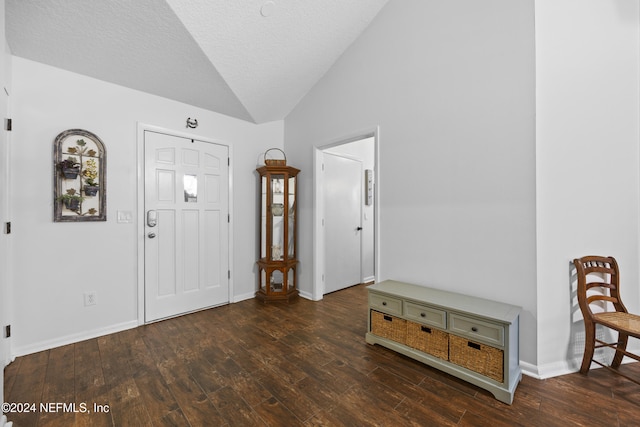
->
<box><xmin>256</xmin><ymin>154</ymin><xmax>300</xmax><ymax>302</ymax></box>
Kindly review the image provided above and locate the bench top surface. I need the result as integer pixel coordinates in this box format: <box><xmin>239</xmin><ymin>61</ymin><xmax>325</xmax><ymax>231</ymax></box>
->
<box><xmin>368</xmin><ymin>280</ymin><xmax>521</xmax><ymax>323</ymax></box>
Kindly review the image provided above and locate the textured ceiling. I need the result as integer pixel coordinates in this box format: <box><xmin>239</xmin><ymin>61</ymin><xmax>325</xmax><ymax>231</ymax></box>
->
<box><xmin>6</xmin><ymin>0</ymin><xmax>389</xmax><ymax>123</ymax></box>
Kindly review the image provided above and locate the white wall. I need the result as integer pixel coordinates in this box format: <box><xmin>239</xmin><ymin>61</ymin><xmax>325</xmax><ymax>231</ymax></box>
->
<box><xmin>10</xmin><ymin>57</ymin><xmax>283</xmax><ymax>356</ymax></box>
<box><xmin>534</xmin><ymin>0</ymin><xmax>640</xmax><ymax>377</ymax></box>
<box><xmin>285</xmin><ymin>0</ymin><xmax>538</xmax><ymax>365</ymax></box>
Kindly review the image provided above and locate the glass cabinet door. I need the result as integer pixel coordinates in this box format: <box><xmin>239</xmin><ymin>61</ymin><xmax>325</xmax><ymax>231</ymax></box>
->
<box><xmin>288</xmin><ymin>176</ymin><xmax>296</xmax><ymax>258</ymax></box>
<box><xmin>271</xmin><ymin>174</ymin><xmax>285</xmax><ymax>260</ymax></box>
<box><xmin>261</xmin><ymin>176</ymin><xmax>267</xmax><ymax>259</ymax></box>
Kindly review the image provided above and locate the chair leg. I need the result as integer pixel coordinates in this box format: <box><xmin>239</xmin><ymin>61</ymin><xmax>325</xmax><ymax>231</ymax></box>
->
<box><xmin>611</xmin><ymin>332</ymin><xmax>629</xmax><ymax>368</ymax></box>
<box><xmin>581</xmin><ymin>321</ymin><xmax>596</xmax><ymax>374</ymax></box>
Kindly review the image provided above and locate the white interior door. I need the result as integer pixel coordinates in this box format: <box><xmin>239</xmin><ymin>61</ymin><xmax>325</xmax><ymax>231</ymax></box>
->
<box><xmin>144</xmin><ymin>131</ymin><xmax>229</xmax><ymax>322</ymax></box>
<box><xmin>323</xmin><ymin>152</ymin><xmax>362</xmax><ymax>294</ymax></box>
<box><xmin>0</xmin><ymin>85</ymin><xmax>9</xmax><ymax>407</ymax></box>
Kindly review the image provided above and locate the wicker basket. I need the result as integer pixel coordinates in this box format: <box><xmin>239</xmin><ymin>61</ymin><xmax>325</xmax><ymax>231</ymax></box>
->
<box><xmin>264</xmin><ymin>148</ymin><xmax>287</xmax><ymax>166</ymax></box>
<box><xmin>449</xmin><ymin>335</ymin><xmax>503</xmax><ymax>382</ymax></box>
<box><xmin>406</xmin><ymin>321</ymin><xmax>449</xmax><ymax>360</ymax></box>
<box><xmin>371</xmin><ymin>310</ymin><xmax>407</xmax><ymax>344</ymax></box>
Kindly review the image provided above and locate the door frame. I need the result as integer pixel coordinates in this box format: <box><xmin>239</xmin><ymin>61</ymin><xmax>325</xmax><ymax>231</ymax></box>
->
<box><xmin>0</xmin><ymin>86</ymin><xmax>11</xmax><ymax>405</ymax></box>
<box><xmin>136</xmin><ymin>123</ymin><xmax>234</xmax><ymax>325</ymax></box>
<box><xmin>312</xmin><ymin>127</ymin><xmax>380</xmax><ymax>300</ymax></box>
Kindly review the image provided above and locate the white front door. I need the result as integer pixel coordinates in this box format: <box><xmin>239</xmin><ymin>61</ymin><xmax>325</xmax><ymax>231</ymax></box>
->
<box><xmin>323</xmin><ymin>152</ymin><xmax>362</xmax><ymax>294</ymax></box>
<box><xmin>144</xmin><ymin>130</ymin><xmax>229</xmax><ymax>322</ymax></box>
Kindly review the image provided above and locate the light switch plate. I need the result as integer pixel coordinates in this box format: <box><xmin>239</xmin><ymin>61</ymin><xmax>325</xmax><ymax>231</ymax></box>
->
<box><xmin>117</xmin><ymin>210</ymin><xmax>133</xmax><ymax>223</ymax></box>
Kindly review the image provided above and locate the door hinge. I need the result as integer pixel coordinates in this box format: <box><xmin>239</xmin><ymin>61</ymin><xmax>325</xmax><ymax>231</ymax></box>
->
<box><xmin>4</xmin><ymin>222</ymin><xmax>10</xmax><ymax>234</ymax></box>
<box><xmin>5</xmin><ymin>324</ymin><xmax>10</xmax><ymax>338</ymax></box>
<box><xmin>5</xmin><ymin>118</ymin><xmax>12</xmax><ymax>131</ymax></box>
<box><xmin>228</xmin><ymin>157</ymin><xmax>230</xmax><ymax>166</ymax></box>
<box><xmin>228</xmin><ymin>214</ymin><xmax>230</xmax><ymax>223</ymax></box>
<box><xmin>228</xmin><ymin>270</ymin><xmax>231</xmax><ymax>279</ymax></box>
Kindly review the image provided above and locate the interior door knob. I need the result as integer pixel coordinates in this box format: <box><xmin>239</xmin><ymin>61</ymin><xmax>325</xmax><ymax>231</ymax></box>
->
<box><xmin>148</xmin><ymin>232</ymin><xmax>156</xmax><ymax>238</ymax></box>
<box><xmin>356</xmin><ymin>226</ymin><xmax>363</xmax><ymax>231</ymax></box>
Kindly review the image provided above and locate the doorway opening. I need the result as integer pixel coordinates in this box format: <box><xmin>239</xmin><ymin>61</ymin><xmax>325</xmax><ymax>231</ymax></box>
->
<box><xmin>313</xmin><ymin>130</ymin><xmax>378</xmax><ymax>299</ymax></box>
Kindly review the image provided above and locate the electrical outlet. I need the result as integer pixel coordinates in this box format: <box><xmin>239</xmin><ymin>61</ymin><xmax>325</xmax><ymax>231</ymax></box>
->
<box><xmin>84</xmin><ymin>291</ymin><xmax>97</xmax><ymax>306</ymax></box>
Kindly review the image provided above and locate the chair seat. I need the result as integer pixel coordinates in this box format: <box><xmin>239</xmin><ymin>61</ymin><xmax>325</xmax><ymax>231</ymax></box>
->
<box><xmin>594</xmin><ymin>312</ymin><xmax>640</xmax><ymax>339</ymax></box>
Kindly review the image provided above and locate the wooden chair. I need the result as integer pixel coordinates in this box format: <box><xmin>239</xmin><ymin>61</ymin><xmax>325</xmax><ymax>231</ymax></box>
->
<box><xmin>573</xmin><ymin>255</ymin><xmax>640</xmax><ymax>383</ymax></box>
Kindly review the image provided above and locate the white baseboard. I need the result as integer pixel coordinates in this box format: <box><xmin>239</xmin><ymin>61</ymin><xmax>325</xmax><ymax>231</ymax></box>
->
<box><xmin>520</xmin><ymin>360</ymin><xmax>578</xmax><ymax>379</ymax></box>
<box><xmin>521</xmin><ymin>348</ymin><xmax>640</xmax><ymax>380</ymax></box>
<box><xmin>298</xmin><ymin>289</ymin><xmax>315</xmax><ymax>300</ymax></box>
<box><xmin>12</xmin><ymin>320</ymin><xmax>138</xmax><ymax>358</ymax></box>
<box><xmin>2</xmin><ymin>414</ymin><xmax>14</xmax><ymax>427</ymax></box>
<box><xmin>519</xmin><ymin>361</ymin><xmax>543</xmax><ymax>379</ymax></box>
<box><xmin>232</xmin><ymin>291</ymin><xmax>256</xmax><ymax>303</ymax></box>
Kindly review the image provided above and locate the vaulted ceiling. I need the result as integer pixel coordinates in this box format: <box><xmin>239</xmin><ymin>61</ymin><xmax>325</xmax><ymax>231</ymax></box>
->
<box><xmin>6</xmin><ymin>0</ymin><xmax>389</xmax><ymax>123</ymax></box>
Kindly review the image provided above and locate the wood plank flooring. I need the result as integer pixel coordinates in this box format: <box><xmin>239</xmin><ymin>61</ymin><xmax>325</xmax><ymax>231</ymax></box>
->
<box><xmin>4</xmin><ymin>284</ymin><xmax>640</xmax><ymax>426</ymax></box>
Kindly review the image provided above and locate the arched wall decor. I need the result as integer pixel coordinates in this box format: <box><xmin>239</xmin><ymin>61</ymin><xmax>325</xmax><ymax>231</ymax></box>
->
<box><xmin>53</xmin><ymin>129</ymin><xmax>106</xmax><ymax>222</ymax></box>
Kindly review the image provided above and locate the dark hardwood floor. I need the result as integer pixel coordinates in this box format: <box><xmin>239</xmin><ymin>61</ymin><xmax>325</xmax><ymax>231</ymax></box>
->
<box><xmin>4</xmin><ymin>283</ymin><xmax>640</xmax><ymax>426</ymax></box>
